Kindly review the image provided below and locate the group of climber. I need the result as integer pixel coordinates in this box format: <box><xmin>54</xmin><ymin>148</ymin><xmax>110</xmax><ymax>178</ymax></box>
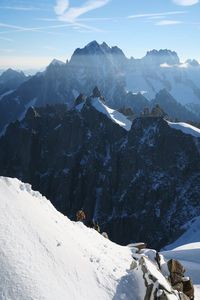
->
<box><xmin>76</xmin><ymin>209</ymin><xmax>106</xmax><ymax>236</ymax></box>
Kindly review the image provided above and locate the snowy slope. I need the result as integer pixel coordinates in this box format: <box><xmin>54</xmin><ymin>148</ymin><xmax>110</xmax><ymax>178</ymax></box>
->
<box><xmin>0</xmin><ymin>177</ymin><xmax>134</xmax><ymax>300</ymax></box>
<box><xmin>91</xmin><ymin>97</ymin><xmax>132</xmax><ymax>131</ymax></box>
<box><xmin>2</xmin><ymin>176</ymin><xmax>200</xmax><ymax>300</ymax></box>
<box><xmin>0</xmin><ymin>177</ymin><xmax>186</xmax><ymax>300</ymax></box>
<box><xmin>164</xmin><ymin>216</ymin><xmax>200</xmax><ymax>250</ymax></box>
<box><xmin>167</xmin><ymin>121</ymin><xmax>200</xmax><ymax>138</ymax></box>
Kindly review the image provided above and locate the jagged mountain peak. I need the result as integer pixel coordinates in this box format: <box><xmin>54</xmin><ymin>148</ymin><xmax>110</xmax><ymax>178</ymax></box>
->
<box><xmin>46</xmin><ymin>59</ymin><xmax>66</xmax><ymax>70</ymax></box>
<box><xmin>92</xmin><ymin>86</ymin><xmax>102</xmax><ymax>98</ymax></box>
<box><xmin>74</xmin><ymin>87</ymin><xmax>132</xmax><ymax>131</ymax></box>
<box><xmin>185</xmin><ymin>59</ymin><xmax>199</xmax><ymax>67</ymax></box>
<box><xmin>100</xmin><ymin>41</ymin><xmax>110</xmax><ymax>50</ymax></box>
<box><xmin>154</xmin><ymin>89</ymin><xmax>182</xmax><ymax>106</ymax></box>
<box><xmin>49</xmin><ymin>58</ymin><xmax>65</xmax><ymax>66</ymax></box>
<box><xmin>71</xmin><ymin>41</ymin><xmax>126</xmax><ymax>58</ymax></box>
<box><xmin>111</xmin><ymin>45</ymin><xmax>125</xmax><ymax>56</ymax></box>
<box><xmin>152</xmin><ymin>89</ymin><xmax>199</xmax><ymax>121</ymax></box>
<box><xmin>156</xmin><ymin>88</ymin><xmax>174</xmax><ymax>99</ymax></box>
<box><xmin>87</xmin><ymin>97</ymin><xmax>132</xmax><ymax>131</ymax></box>
<box><xmin>145</xmin><ymin>49</ymin><xmax>180</xmax><ymax>65</ymax></box>
<box><xmin>86</xmin><ymin>40</ymin><xmax>100</xmax><ymax>48</ymax></box>
<box><xmin>75</xmin><ymin>93</ymin><xmax>85</xmax><ymax>106</ymax></box>
<box><xmin>72</xmin><ymin>40</ymin><xmax>104</xmax><ymax>57</ymax></box>
<box><xmin>0</xmin><ymin>68</ymin><xmax>26</xmax><ymax>80</ymax></box>
<box><xmin>25</xmin><ymin>106</ymin><xmax>41</xmax><ymax>121</ymax></box>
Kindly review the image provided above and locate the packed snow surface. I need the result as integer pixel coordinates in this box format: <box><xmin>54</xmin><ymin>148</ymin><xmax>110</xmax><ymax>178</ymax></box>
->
<box><xmin>92</xmin><ymin>98</ymin><xmax>132</xmax><ymax>131</ymax></box>
<box><xmin>167</xmin><ymin>121</ymin><xmax>200</xmax><ymax>138</ymax></box>
<box><xmin>1</xmin><ymin>176</ymin><xmax>200</xmax><ymax>299</ymax></box>
<box><xmin>0</xmin><ymin>177</ymin><xmax>135</xmax><ymax>300</ymax></box>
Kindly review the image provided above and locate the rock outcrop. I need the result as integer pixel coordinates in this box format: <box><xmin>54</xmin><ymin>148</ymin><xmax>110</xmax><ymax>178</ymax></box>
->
<box><xmin>132</xmin><ymin>247</ymin><xmax>194</xmax><ymax>300</ymax></box>
<box><xmin>0</xmin><ymin>102</ymin><xmax>199</xmax><ymax>249</ymax></box>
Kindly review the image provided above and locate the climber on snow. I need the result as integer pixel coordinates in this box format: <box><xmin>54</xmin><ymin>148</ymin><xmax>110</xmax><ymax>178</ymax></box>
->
<box><xmin>76</xmin><ymin>209</ymin><xmax>86</xmax><ymax>222</ymax></box>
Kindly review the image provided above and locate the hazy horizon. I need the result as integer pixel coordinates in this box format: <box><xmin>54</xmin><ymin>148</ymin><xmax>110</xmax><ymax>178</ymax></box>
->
<box><xmin>0</xmin><ymin>0</ymin><xmax>200</xmax><ymax>69</ymax></box>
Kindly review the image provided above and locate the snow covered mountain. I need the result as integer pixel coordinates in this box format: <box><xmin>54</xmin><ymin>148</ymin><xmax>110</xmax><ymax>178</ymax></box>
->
<box><xmin>167</xmin><ymin>121</ymin><xmax>200</xmax><ymax>138</ymax></box>
<box><xmin>0</xmin><ymin>176</ymin><xmax>197</xmax><ymax>300</ymax></box>
<box><xmin>126</xmin><ymin>49</ymin><xmax>200</xmax><ymax>106</ymax></box>
<box><xmin>0</xmin><ymin>99</ymin><xmax>200</xmax><ymax>249</ymax></box>
<box><xmin>76</xmin><ymin>93</ymin><xmax>132</xmax><ymax>131</ymax></box>
<box><xmin>0</xmin><ymin>41</ymin><xmax>199</xmax><ymax>132</ymax></box>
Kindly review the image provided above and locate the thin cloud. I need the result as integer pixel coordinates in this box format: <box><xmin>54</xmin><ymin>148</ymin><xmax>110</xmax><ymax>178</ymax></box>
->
<box><xmin>128</xmin><ymin>11</ymin><xmax>187</xmax><ymax>19</ymax></box>
<box><xmin>54</xmin><ymin>0</ymin><xmax>69</xmax><ymax>15</ymax></box>
<box><xmin>54</xmin><ymin>0</ymin><xmax>111</xmax><ymax>32</ymax></box>
<box><xmin>35</xmin><ymin>18</ymin><xmax>59</xmax><ymax>22</ymax></box>
<box><xmin>0</xmin><ymin>22</ymin><xmax>101</xmax><ymax>36</ymax></box>
<box><xmin>172</xmin><ymin>0</ymin><xmax>199</xmax><ymax>5</ymax></box>
<box><xmin>56</xmin><ymin>0</ymin><xmax>110</xmax><ymax>22</ymax></box>
<box><xmin>77</xmin><ymin>17</ymin><xmax>113</xmax><ymax>22</ymax></box>
<box><xmin>36</xmin><ymin>16</ymin><xmax>112</xmax><ymax>23</ymax></box>
<box><xmin>148</xmin><ymin>16</ymin><xmax>166</xmax><ymax>20</ymax></box>
<box><xmin>0</xmin><ymin>5</ymin><xmax>49</xmax><ymax>11</ymax></box>
<box><xmin>156</xmin><ymin>20</ymin><xmax>183</xmax><ymax>25</ymax></box>
<box><xmin>0</xmin><ymin>36</ymin><xmax>13</xmax><ymax>42</ymax></box>
<box><xmin>0</xmin><ymin>23</ymin><xmax>35</xmax><ymax>32</ymax></box>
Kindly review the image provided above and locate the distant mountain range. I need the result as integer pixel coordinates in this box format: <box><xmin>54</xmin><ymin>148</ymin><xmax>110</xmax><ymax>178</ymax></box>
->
<box><xmin>0</xmin><ymin>41</ymin><xmax>200</xmax><ymax>133</ymax></box>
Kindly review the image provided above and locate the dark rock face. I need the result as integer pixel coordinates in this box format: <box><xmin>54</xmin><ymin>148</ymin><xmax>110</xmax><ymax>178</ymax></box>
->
<box><xmin>0</xmin><ymin>103</ymin><xmax>200</xmax><ymax>249</ymax></box>
<box><xmin>152</xmin><ymin>89</ymin><xmax>198</xmax><ymax>121</ymax></box>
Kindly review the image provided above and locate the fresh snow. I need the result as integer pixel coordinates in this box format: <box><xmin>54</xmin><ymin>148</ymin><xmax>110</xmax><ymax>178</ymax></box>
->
<box><xmin>91</xmin><ymin>98</ymin><xmax>132</xmax><ymax>131</ymax></box>
<box><xmin>1</xmin><ymin>176</ymin><xmax>199</xmax><ymax>299</ymax></box>
<box><xmin>0</xmin><ymin>177</ymin><xmax>135</xmax><ymax>300</ymax></box>
<box><xmin>167</xmin><ymin>120</ymin><xmax>200</xmax><ymax>138</ymax></box>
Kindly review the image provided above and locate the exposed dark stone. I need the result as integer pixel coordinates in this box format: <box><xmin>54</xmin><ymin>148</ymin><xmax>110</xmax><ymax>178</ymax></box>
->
<box><xmin>75</xmin><ymin>94</ymin><xmax>85</xmax><ymax>106</ymax></box>
<box><xmin>0</xmin><ymin>105</ymin><xmax>199</xmax><ymax>249</ymax></box>
<box><xmin>92</xmin><ymin>87</ymin><xmax>101</xmax><ymax>98</ymax></box>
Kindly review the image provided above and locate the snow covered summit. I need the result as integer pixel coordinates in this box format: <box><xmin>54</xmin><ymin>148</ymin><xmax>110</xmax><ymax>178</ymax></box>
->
<box><xmin>167</xmin><ymin>121</ymin><xmax>200</xmax><ymax>138</ymax></box>
<box><xmin>76</xmin><ymin>93</ymin><xmax>132</xmax><ymax>131</ymax></box>
<box><xmin>91</xmin><ymin>97</ymin><xmax>132</xmax><ymax>131</ymax></box>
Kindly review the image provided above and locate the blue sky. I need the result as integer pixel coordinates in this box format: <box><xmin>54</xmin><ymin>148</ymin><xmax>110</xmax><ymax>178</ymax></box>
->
<box><xmin>0</xmin><ymin>0</ymin><xmax>200</xmax><ymax>70</ymax></box>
